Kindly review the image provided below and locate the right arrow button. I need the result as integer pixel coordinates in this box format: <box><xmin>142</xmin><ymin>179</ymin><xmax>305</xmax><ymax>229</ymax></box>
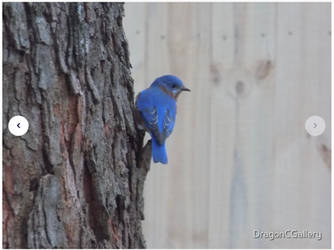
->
<box><xmin>305</xmin><ymin>116</ymin><xmax>326</xmax><ymax>136</ymax></box>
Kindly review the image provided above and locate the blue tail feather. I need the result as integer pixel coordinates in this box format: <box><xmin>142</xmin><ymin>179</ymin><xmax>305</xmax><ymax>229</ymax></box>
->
<box><xmin>151</xmin><ymin>138</ymin><xmax>168</xmax><ymax>164</ymax></box>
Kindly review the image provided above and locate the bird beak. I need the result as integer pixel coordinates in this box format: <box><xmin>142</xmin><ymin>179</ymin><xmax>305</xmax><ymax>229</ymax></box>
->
<box><xmin>181</xmin><ymin>87</ymin><xmax>191</xmax><ymax>92</ymax></box>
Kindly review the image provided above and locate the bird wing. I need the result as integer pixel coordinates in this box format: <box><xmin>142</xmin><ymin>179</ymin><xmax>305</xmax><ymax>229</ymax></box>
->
<box><xmin>136</xmin><ymin>91</ymin><xmax>163</xmax><ymax>144</ymax></box>
<box><xmin>162</xmin><ymin>108</ymin><xmax>175</xmax><ymax>140</ymax></box>
<box><xmin>142</xmin><ymin>106</ymin><xmax>175</xmax><ymax>145</ymax></box>
<box><xmin>136</xmin><ymin>91</ymin><xmax>176</xmax><ymax>145</ymax></box>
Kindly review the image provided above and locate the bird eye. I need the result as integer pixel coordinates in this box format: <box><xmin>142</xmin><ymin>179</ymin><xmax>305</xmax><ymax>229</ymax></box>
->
<box><xmin>172</xmin><ymin>84</ymin><xmax>177</xmax><ymax>89</ymax></box>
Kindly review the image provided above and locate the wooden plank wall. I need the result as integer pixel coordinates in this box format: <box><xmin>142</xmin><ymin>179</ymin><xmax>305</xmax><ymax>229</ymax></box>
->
<box><xmin>123</xmin><ymin>3</ymin><xmax>331</xmax><ymax>248</ymax></box>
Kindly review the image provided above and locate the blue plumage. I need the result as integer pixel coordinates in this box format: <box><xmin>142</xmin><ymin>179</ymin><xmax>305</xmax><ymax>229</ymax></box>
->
<box><xmin>136</xmin><ymin>75</ymin><xmax>190</xmax><ymax>164</ymax></box>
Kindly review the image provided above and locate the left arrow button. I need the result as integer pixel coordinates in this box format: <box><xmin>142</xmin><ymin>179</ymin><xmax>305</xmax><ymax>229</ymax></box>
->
<box><xmin>8</xmin><ymin>116</ymin><xmax>29</xmax><ymax>136</ymax></box>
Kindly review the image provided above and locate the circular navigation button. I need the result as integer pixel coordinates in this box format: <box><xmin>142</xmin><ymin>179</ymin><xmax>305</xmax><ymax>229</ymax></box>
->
<box><xmin>305</xmin><ymin>115</ymin><xmax>326</xmax><ymax>136</ymax></box>
<box><xmin>8</xmin><ymin>116</ymin><xmax>29</xmax><ymax>136</ymax></box>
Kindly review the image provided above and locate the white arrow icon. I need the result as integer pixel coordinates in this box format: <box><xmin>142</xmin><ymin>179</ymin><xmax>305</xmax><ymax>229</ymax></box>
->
<box><xmin>8</xmin><ymin>116</ymin><xmax>29</xmax><ymax>136</ymax></box>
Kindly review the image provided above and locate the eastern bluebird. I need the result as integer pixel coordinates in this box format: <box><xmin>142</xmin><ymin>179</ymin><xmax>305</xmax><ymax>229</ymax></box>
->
<box><xmin>135</xmin><ymin>75</ymin><xmax>190</xmax><ymax>164</ymax></box>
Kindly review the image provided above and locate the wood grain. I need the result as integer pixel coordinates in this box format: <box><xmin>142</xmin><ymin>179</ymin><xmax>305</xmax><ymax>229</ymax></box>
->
<box><xmin>124</xmin><ymin>3</ymin><xmax>331</xmax><ymax>248</ymax></box>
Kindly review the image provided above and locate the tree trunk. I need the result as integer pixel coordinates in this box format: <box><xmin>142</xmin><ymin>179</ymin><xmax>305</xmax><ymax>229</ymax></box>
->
<box><xmin>3</xmin><ymin>3</ymin><xmax>151</xmax><ymax>248</ymax></box>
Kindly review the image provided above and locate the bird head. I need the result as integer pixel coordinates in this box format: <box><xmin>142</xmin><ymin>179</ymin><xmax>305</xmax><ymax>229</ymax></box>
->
<box><xmin>151</xmin><ymin>75</ymin><xmax>191</xmax><ymax>99</ymax></box>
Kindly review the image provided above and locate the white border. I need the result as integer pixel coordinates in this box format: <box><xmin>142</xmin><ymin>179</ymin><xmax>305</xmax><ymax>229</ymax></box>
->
<box><xmin>0</xmin><ymin>1</ymin><xmax>332</xmax><ymax>250</ymax></box>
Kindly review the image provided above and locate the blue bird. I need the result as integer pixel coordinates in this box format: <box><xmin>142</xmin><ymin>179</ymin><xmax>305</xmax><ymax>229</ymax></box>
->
<box><xmin>135</xmin><ymin>75</ymin><xmax>190</xmax><ymax>164</ymax></box>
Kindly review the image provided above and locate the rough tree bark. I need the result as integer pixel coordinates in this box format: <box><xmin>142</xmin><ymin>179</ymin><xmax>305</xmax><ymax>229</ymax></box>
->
<box><xmin>3</xmin><ymin>3</ymin><xmax>151</xmax><ymax>248</ymax></box>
